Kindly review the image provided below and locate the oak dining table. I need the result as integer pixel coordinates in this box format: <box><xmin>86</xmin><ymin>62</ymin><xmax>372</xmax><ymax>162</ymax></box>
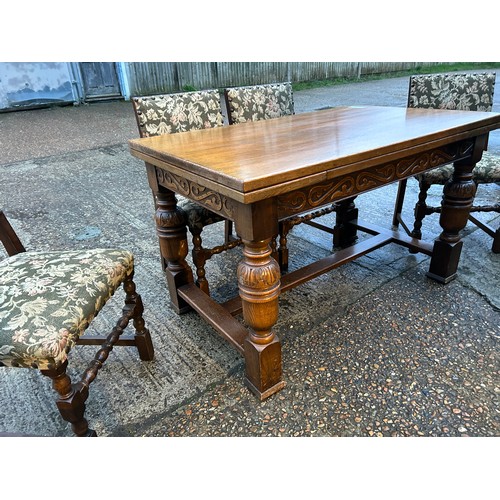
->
<box><xmin>129</xmin><ymin>105</ymin><xmax>500</xmax><ymax>400</ymax></box>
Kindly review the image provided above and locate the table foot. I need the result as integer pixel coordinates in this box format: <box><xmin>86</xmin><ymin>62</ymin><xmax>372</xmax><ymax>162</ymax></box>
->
<box><xmin>427</xmin><ymin>239</ymin><xmax>463</xmax><ymax>283</ymax></box>
<box><xmin>165</xmin><ymin>271</ymin><xmax>193</xmax><ymax>314</ymax></box>
<box><xmin>245</xmin><ymin>378</ymin><xmax>286</xmax><ymax>401</ymax></box>
<box><xmin>244</xmin><ymin>336</ymin><xmax>285</xmax><ymax>400</ymax></box>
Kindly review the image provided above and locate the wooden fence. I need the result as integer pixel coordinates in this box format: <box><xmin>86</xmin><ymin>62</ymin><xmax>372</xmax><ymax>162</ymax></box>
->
<box><xmin>125</xmin><ymin>62</ymin><xmax>438</xmax><ymax>96</ymax></box>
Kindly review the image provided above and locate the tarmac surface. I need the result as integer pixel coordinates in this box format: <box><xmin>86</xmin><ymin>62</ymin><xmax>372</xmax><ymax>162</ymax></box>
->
<box><xmin>0</xmin><ymin>71</ymin><xmax>499</xmax><ymax>441</ymax></box>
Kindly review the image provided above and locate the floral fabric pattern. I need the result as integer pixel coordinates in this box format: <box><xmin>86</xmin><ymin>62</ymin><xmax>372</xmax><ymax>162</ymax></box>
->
<box><xmin>417</xmin><ymin>151</ymin><xmax>500</xmax><ymax>185</ymax></box>
<box><xmin>408</xmin><ymin>73</ymin><xmax>495</xmax><ymax>111</ymax></box>
<box><xmin>225</xmin><ymin>82</ymin><xmax>294</xmax><ymax>124</ymax></box>
<box><xmin>132</xmin><ymin>90</ymin><xmax>224</xmax><ymax>138</ymax></box>
<box><xmin>0</xmin><ymin>248</ymin><xmax>133</xmax><ymax>369</ymax></box>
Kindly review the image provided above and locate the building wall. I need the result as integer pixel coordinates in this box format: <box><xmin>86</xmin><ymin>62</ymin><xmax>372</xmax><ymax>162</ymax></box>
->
<box><xmin>0</xmin><ymin>62</ymin><xmax>77</xmax><ymax>110</ymax></box>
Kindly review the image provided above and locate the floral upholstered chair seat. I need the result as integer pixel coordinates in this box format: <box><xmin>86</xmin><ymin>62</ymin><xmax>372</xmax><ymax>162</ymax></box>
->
<box><xmin>0</xmin><ymin>248</ymin><xmax>133</xmax><ymax>370</ymax></box>
<box><xmin>0</xmin><ymin>209</ymin><xmax>153</xmax><ymax>436</ymax></box>
<box><xmin>224</xmin><ymin>82</ymin><xmax>294</xmax><ymax>124</ymax></box>
<box><xmin>417</xmin><ymin>151</ymin><xmax>500</xmax><ymax>185</ymax></box>
<box><xmin>177</xmin><ymin>197</ymin><xmax>225</xmax><ymax>231</ymax></box>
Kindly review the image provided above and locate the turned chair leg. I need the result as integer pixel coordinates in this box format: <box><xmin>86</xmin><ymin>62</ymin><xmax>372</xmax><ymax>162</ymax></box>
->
<box><xmin>124</xmin><ymin>274</ymin><xmax>155</xmax><ymax>361</ymax></box>
<box><xmin>41</xmin><ymin>361</ymin><xmax>96</xmax><ymax>437</ymax></box>
<box><xmin>392</xmin><ymin>179</ymin><xmax>408</xmax><ymax>229</ymax></box>
<box><xmin>39</xmin><ymin>274</ymin><xmax>154</xmax><ymax>437</ymax></box>
<box><xmin>190</xmin><ymin>228</ymin><xmax>210</xmax><ymax>295</ymax></box>
<box><xmin>408</xmin><ymin>179</ymin><xmax>432</xmax><ymax>254</ymax></box>
<box><xmin>278</xmin><ymin>221</ymin><xmax>290</xmax><ymax>272</ymax></box>
<box><xmin>224</xmin><ymin>220</ymin><xmax>234</xmax><ymax>243</ymax></box>
<box><xmin>411</xmin><ymin>179</ymin><xmax>432</xmax><ymax>240</ymax></box>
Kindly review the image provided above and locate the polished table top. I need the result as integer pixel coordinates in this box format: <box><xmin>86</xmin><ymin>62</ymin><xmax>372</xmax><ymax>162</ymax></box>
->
<box><xmin>128</xmin><ymin>104</ymin><xmax>500</xmax><ymax>400</ymax></box>
<box><xmin>129</xmin><ymin>105</ymin><xmax>500</xmax><ymax>203</ymax></box>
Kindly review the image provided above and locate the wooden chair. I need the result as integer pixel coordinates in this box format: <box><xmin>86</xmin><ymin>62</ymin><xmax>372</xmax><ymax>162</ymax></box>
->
<box><xmin>0</xmin><ymin>210</ymin><xmax>154</xmax><ymax>436</ymax></box>
<box><xmin>392</xmin><ymin>72</ymin><xmax>500</xmax><ymax>253</ymax></box>
<box><xmin>224</xmin><ymin>82</ymin><xmax>340</xmax><ymax>270</ymax></box>
<box><xmin>132</xmin><ymin>90</ymin><xmax>241</xmax><ymax>295</ymax></box>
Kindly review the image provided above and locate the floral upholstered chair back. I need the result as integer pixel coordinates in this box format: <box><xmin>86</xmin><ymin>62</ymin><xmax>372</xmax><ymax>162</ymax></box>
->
<box><xmin>408</xmin><ymin>72</ymin><xmax>495</xmax><ymax>112</ymax></box>
<box><xmin>224</xmin><ymin>82</ymin><xmax>294</xmax><ymax>124</ymax></box>
<box><xmin>132</xmin><ymin>89</ymin><xmax>224</xmax><ymax>138</ymax></box>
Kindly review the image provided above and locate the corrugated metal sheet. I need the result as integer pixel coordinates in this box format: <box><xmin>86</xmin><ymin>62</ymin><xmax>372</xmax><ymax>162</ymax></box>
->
<box><xmin>125</xmin><ymin>62</ymin><xmax>440</xmax><ymax>97</ymax></box>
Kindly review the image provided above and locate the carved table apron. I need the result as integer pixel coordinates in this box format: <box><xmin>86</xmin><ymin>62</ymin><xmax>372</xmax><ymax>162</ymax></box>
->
<box><xmin>129</xmin><ymin>106</ymin><xmax>500</xmax><ymax>400</ymax></box>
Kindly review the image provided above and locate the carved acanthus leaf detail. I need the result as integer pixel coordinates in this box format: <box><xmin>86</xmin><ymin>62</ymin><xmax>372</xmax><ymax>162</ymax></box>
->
<box><xmin>156</xmin><ymin>208</ymin><xmax>186</xmax><ymax>228</ymax></box>
<box><xmin>237</xmin><ymin>263</ymin><xmax>281</xmax><ymax>290</ymax></box>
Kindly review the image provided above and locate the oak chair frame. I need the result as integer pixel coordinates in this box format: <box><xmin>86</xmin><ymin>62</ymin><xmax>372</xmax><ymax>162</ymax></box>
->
<box><xmin>391</xmin><ymin>72</ymin><xmax>499</xmax><ymax>253</ymax></box>
<box><xmin>131</xmin><ymin>90</ymin><xmax>242</xmax><ymax>296</ymax></box>
<box><xmin>0</xmin><ymin>210</ymin><xmax>154</xmax><ymax>436</ymax></box>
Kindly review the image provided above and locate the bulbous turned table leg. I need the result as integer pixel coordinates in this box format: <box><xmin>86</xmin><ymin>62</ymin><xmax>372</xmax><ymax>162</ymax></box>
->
<box><xmin>427</xmin><ymin>159</ymin><xmax>477</xmax><ymax>283</ymax></box>
<box><xmin>238</xmin><ymin>238</ymin><xmax>285</xmax><ymax>400</ymax></box>
<box><xmin>155</xmin><ymin>190</ymin><xmax>194</xmax><ymax>313</ymax></box>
